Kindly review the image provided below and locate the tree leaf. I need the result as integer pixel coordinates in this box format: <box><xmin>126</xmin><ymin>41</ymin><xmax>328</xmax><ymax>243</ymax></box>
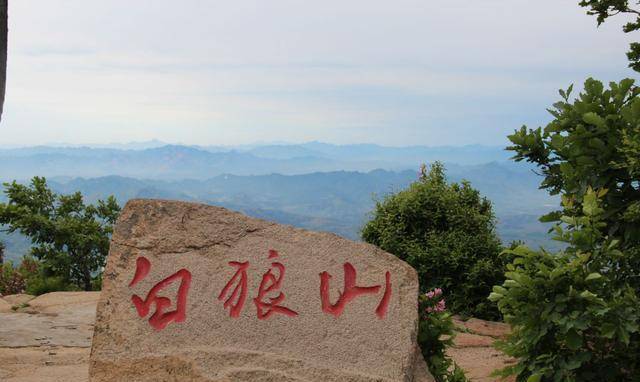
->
<box><xmin>601</xmin><ymin>323</ymin><xmax>617</xmax><ymax>339</ymax></box>
<box><xmin>566</xmin><ymin>329</ymin><xmax>583</xmax><ymax>350</ymax></box>
<box><xmin>527</xmin><ymin>374</ymin><xmax>543</xmax><ymax>382</ymax></box>
<box><xmin>582</xmin><ymin>112</ymin><xmax>605</xmax><ymax>128</ymax></box>
<box><xmin>585</xmin><ymin>273</ymin><xmax>602</xmax><ymax>281</ymax></box>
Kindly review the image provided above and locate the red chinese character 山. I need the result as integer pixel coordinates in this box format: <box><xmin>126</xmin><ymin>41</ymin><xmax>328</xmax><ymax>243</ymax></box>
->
<box><xmin>253</xmin><ymin>250</ymin><xmax>298</xmax><ymax>320</ymax></box>
<box><xmin>217</xmin><ymin>261</ymin><xmax>249</xmax><ymax>318</ymax></box>
<box><xmin>319</xmin><ymin>262</ymin><xmax>392</xmax><ymax>319</ymax></box>
<box><xmin>129</xmin><ymin>256</ymin><xmax>192</xmax><ymax>331</ymax></box>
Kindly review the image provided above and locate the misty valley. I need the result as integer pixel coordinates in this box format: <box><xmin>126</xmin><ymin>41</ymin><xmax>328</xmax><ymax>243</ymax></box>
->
<box><xmin>0</xmin><ymin>143</ymin><xmax>560</xmax><ymax>262</ymax></box>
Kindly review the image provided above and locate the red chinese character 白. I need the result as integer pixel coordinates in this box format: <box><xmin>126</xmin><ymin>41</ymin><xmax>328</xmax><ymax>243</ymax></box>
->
<box><xmin>129</xmin><ymin>256</ymin><xmax>192</xmax><ymax>331</ymax></box>
<box><xmin>319</xmin><ymin>262</ymin><xmax>392</xmax><ymax>319</ymax></box>
<box><xmin>217</xmin><ymin>261</ymin><xmax>249</xmax><ymax>318</ymax></box>
<box><xmin>253</xmin><ymin>250</ymin><xmax>298</xmax><ymax>320</ymax></box>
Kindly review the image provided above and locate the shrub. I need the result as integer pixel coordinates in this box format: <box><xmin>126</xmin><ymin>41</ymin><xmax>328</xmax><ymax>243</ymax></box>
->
<box><xmin>0</xmin><ymin>177</ymin><xmax>120</xmax><ymax>290</ymax></box>
<box><xmin>21</xmin><ymin>255</ymin><xmax>79</xmax><ymax>295</ymax></box>
<box><xmin>418</xmin><ymin>288</ymin><xmax>468</xmax><ymax>382</ymax></box>
<box><xmin>491</xmin><ymin>190</ymin><xmax>640</xmax><ymax>381</ymax></box>
<box><xmin>499</xmin><ymin>78</ymin><xmax>640</xmax><ymax>380</ymax></box>
<box><xmin>0</xmin><ymin>255</ymin><xmax>78</xmax><ymax>296</ymax></box>
<box><xmin>0</xmin><ymin>261</ymin><xmax>26</xmax><ymax>295</ymax></box>
<box><xmin>362</xmin><ymin>162</ymin><xmax>505</xmax><ymax>319</ymax></box>
<box><xmin>25</xmin><ymin>274</ymin><xmax>78</xmax><ymax>296</ymax></box>
<box><xmin>508</xmin><ymin>78</ymin><xmax>640</xmax><ymax>255</ymax></box>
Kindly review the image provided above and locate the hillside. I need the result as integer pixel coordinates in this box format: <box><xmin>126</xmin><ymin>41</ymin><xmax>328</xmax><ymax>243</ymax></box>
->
<box><xmin>0</xmin><ymin>144</ymin><xmax>561</xmax><ymax>262</ymax></box>
<box><xmin>0</xmin><ymin>143</ymin><xmax>511</xmax><ymax>180</ymax></box>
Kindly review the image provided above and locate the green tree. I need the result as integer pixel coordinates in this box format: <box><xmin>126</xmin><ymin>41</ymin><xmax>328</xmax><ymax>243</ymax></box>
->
<box><xmin>495</xmin><ymin>79</ymin><xmax>640</xmax><ymax>380</ymax></box>
<box><xmin>362</xmin><ymin>162</ymin><xmax>505</xmax><ymax>319</ymax></box>
<box><xmin>0</xmin><ymin>177</ymin><xmax>120</xmax><ymax>291</ymax></box>
<box><xmin>579</xmin><ymin>0</ymin><xmax>640</xmax><ymax>71</ymax></box>
<box><xmin>491</xmin><ymin>190</ymin><xmax>640</xmax><ymax>381</ymax></box>
<box><xmin>508</xmin><ymin>78</ymin><xmax>640</xmax><ymax>286</ymax></box>
<box><xmin>0</xmin><ymin>240</ymin><xmax>4</xmax><ymax>264</ymax></box>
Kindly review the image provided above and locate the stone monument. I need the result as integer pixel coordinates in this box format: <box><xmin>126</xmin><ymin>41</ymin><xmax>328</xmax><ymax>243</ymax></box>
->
<box><xmin>90</xmin><ymin>199</ymin><xmax>432</xmax><ymax>381</ymax></box>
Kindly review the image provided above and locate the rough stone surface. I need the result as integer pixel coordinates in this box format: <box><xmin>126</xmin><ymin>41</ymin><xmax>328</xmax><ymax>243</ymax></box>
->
<box><xmin>447</xmin><ymin>347</ymin><xmax>515</xmax><ymax>382</ymax></box>
<box><xmin>0</xmin><ymin>312</ymin><xmax>94</xmax><ymax>348</ymax></box>
<box><xmin>90</xmin><ymin>199</ymin><xmax>423</xmax><ymax>382</ymax></box>
<box><xmin>28</xmin><ymin>292</ymin><xmax>100</xmax><ymax>322</ymax></box>
<box><xmin>0</xmin><ymin>292</ymin><xmax>100</xmax><ymax>349</ymax></box>
<box><xmin>1</xmin><ymin>291</ymin><xmax>511</xmax><ymax>381</ymax></box>
<box><xmin>0</xmin><ymin>347</ymin><xmax>90</xmax><ymax>382</ymax></box>
<box><xmin>0</xmin><ymin>291</ymin><xmax>99</xmax><ymax>382</ymax></box>
<box><xmin>453</xmin><ymin>317</ymin><xmax>510</xmax><ymax>339</ymax></box>
<box><xmin>412</xmin><ymin>347</ymin><xmax>435</xmax><ymax>382</ymax></box>
<box><xmin>0</xmin><ymin>297</ymin><xmax>11</xmax><ymax>313</ymax></box>
<box><xmin>3</xmin><ymin>293</ymin><xmax>35</xmax><ymax>306</ymax></box>
<box><xmin>452</xmin><ymin>333</ymin><xmax>495</xmax><ymax>348</ymax></box>
<box><xmin>448</xmin><ymin>318</ymin><xmax>515</xmax><ymax>382</ymax></box>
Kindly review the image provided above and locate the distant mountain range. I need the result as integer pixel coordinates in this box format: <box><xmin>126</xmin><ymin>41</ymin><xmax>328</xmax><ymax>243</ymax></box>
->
<box><xmin>0</xmin><ymin>142</ymin><xmax>513</xmax><ymax>180</ymax></box>
<box><xmin>0</xmin><ymin>143</ymin><xmax>562</xmax><ymax>262</ymax></box>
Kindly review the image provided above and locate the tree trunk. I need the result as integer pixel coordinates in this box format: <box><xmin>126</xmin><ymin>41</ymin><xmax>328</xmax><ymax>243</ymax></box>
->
<box><xmin>0</xmin><ymin>0</ymin><xmax>7</xmax><ymax>123</ymax></box>
<box><xmin>83</xmin><ymin>269</ymin><xmax>92</xmax><ymax>291</ymax></box>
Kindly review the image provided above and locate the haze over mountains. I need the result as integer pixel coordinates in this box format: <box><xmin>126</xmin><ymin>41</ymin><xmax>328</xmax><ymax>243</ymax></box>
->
<box><xmin>0</xmin><ymin>142</ymin><xmax>561</xmax><ymax>262</ymax></box>
<box><xmin>0</xmin><ymin>142</ymin><xmax>513</xmax><ymax>180</ymax></box>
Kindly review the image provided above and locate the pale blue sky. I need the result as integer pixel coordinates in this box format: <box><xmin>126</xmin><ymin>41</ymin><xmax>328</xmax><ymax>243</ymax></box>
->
<box><xmin>1</xmin><ymin>0</ymin><xmax>637</xmax><ymax>146</ymax></box>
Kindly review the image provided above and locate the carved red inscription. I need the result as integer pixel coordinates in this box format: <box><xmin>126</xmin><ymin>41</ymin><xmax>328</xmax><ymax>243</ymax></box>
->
<box><xmin>129</xmin><ymin>256</ymin><xmax>192</xmax><ymax>330</ymax></box>
<box><xmin>217</xmin><ymin>261</ymin><xmax>249</xmax><ymax>318</ymax></box>
<box><xmin>128</xmin><ymin>252</ymin><xmax>393</xmax><ymax>327</ymax></box>
<box><xmin>253</xmin><ymin>250</ymin><xmax>298</xmax><ymax>320</ymax></box>
<box><xmin>319</xmin><ymin>262</ymin><xmax>392</xmax><ymax>319</ymax></box>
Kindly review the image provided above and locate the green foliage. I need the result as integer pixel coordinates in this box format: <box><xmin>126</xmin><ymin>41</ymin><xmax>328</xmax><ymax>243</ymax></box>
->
<box><xmin>501</xmin><ymin>78</ymin><xmax>640</xmax><ymax>380</ymax></box>
<box><xmin>492</xmin><ymin>190</ymin><xmax>640</xmax><ymax>381</ymax></box>
<box><xmin>499</xmin><ymin>6</ymin><xmax>640</xmax><ymax>379</ymax></box>
<box><xmin>25</xmin><ymin>274</ymin><xmax>78</xmax><ymax>296</ymax></box>
<box><xmin>0</xmin><ymin>260</ymin><xmax>25</xmax><ymax>295</ymax></box>
<box><xmin>21</xmin><ymin>255</ymin><xmax>78</xmax><ymax>295</ymax></box>
<box><xmin>0</xmin><ymin>255</ymin><xmax>77</xmax><ymax>296</ymax></box>
<box><xmin>362</xmin><ymin>162</ymin><xmax>505</xmax><ymax>319</ymax></box>
<box><xmin>579</xmin><ymin>1</ymin><xmax>640</xmax><ymax>71</ymax></box>
<box><xmin>0</xmin><ymin>177</ymin><xmax>120</xmax><ymax>291</ymax></box>
<box><xmin>91</xmin><ymin>273</ymin><xmax>103</xmax><ymax>291</ymax></box>
<box><xmin>508</xmin><ymin>78</ymin><xmax>640</xmax><ymax>252</ymax></box>
<box><xmin>418</xmin><ymin>289</ymin><xmax>468</xmax><ymax>382</ymax></box>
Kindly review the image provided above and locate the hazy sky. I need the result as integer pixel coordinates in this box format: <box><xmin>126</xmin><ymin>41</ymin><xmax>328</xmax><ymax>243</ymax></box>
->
<box><xmin>1</xmin><ymin>1</ymin><xmax>637</xmax><ymax>147</ymax></box>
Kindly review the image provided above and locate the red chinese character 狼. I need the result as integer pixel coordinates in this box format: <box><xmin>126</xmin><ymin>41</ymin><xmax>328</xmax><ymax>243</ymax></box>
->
<box><xmin>253</xmin><ymin>250</ymin><xmax>298</xmax><ymax>320</ymax></box>
<box><xmin>319</xmin><ymin>262</ymin><xmax>392</xmax><ymax>319</ymax></box>
<box><xmin>129</xmin><ymin>256</ymin><xmax>192</xmax><ymax>331</ymax></box>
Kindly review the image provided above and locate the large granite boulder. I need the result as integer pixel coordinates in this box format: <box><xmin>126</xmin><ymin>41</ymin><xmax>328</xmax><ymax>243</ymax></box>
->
<box><xmin>90</xmin><ymin>199</ymin><xmax>431</xmax><ymax>381</ymax></box>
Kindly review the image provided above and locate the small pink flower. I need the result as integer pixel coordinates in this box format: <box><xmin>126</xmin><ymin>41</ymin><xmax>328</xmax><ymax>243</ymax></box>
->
<box><xmin>424</xmin><ymin>288</ymin><xmax>443</xmax><ymax>300</ymax></box>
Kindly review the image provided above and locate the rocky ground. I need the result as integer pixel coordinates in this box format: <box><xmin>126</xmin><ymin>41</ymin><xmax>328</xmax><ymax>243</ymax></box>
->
<box><xmin>0</xmin><ymin>292</ymin><xmax>514</xmax><ymax>382</ymax></box>
<box><xmin>448</xmin><ymin>317</ymin><xmax>515</xmax><ymax>382</ymax></box>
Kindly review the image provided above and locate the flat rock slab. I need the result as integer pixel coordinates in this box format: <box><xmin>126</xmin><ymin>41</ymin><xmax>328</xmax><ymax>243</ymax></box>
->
<box><xmin>453</xmin><ymin>317</ymin><xmax>510</xmax><ymax>339</ymax></box>
<box><xmin>0</xmin><ymin>346</ymin><xmax>89</xmax><ymax>382</ymax></box>
<box><xmin>0</xmin><ymin>298</ymin><xmax>11</xmax><ymax>313</ymax></box>
<box><xmin>447</xmin><ymin>347</ymin><xmax>516</xmax><ymax>382</ymax></box>
<box><xmin>3</xmin><ymin>293</ymin><xmax>35</xmax><ymax>306</ymax></box>
<box><xmin>0</xmin><ymin>292</ymin><xmax>99</xmax><ymax>348</ymax></box>
<box><xmin>90</xmin><ymin>199</ymin><xmax>422</xmax><ymax>382</ymax></box>
<box><xmin>28</xmin><ymin>292</ymin><xmax>101</xmax><ymax>314</ymax></box>
<box><xmin>0</xmin><ymin>312</ymin><xmax>94</xmax><ymax>348</ymax></box>
<box><xmin>452</xmin><ymin>333</ymin><xmax>495</xmax><ymax>348</ymax></box>
<box><xmin>27</xmin><ymin>292</ymin><xmax>101</xmax><ymax>323</ymax></box>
